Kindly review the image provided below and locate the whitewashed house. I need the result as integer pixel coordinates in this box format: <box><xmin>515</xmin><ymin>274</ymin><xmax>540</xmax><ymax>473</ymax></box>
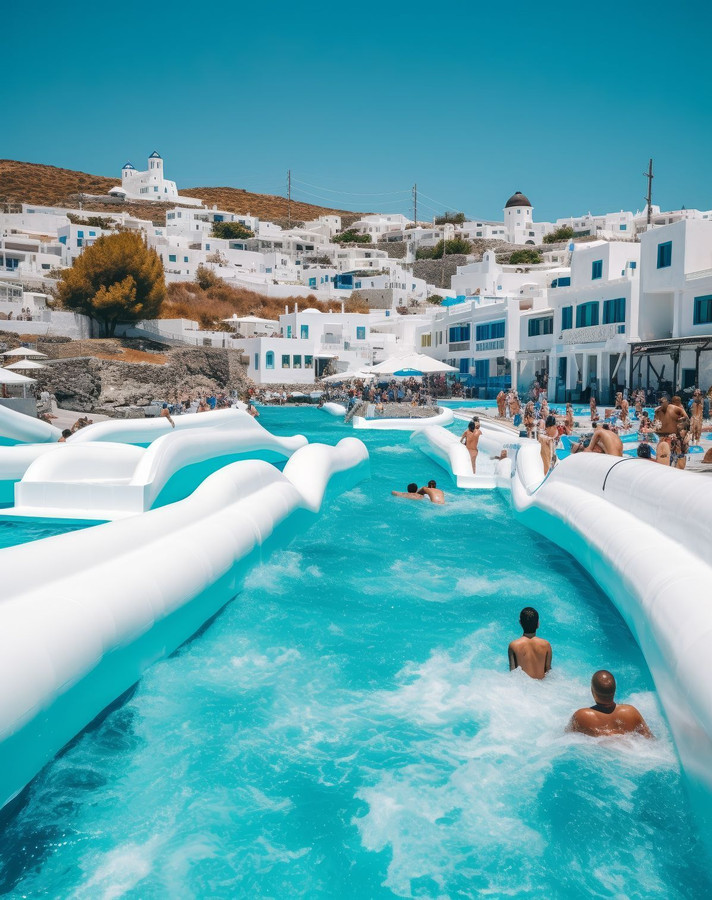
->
<box><xmin>108</xmin><ymin>152</ymin><xmax>203</xmax><ymax>207</ymax></box>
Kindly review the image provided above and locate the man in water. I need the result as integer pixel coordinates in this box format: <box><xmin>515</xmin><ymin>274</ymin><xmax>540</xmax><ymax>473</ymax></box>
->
<box><xmin>160</xmin><ymin>403</ymin><xmax>175</xmax><ymax>428</ymax></box>
<box><xmin>585</xmin><ymin>423</ymin><xmax>623</xmax><ymax>456</ymax></box>
<box><xmin>460</xmin><ymin>418</ymin><xmax>481</xmax><ymax>473</ymax></box>
<box><xmin>391</xmin><ymin>482</ymin><xmax>424</xmax><ymax>500</ymax></box>
<box><xmin>417</xmin><ymin>479</ymin><xmax>445</xmax><ymax>504</ymax></box>
<box><xmin>654</xmin><ymin>396</ymin><xmax>688</xmax><ymax>438</ymax></box>
<box><xmin>58</xmin><ymin>429</ymin><xmax>72</xmax><ymax>443</ymax></box>
<box><xmin>567</xmin><ymin>670</ymin><xmax>652</xmax><ymax>737</ymax></box>
<box><xmin>508</xmin><ymin>607</ymin><xmax>552</xmax><ymax>679</ymax></box>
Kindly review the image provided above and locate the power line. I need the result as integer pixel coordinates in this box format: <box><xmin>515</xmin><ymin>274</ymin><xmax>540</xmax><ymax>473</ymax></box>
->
<box><xmin>291</xmin><ymin>176</ymin><xmax>411</xmax><ymax>198</ymax></box>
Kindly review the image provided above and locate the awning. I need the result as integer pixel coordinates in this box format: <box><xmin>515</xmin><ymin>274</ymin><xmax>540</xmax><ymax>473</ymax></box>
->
<box><xmin>630</xmin><ymin>335</ymin><xmax>712</xmax><ymax>355</ymax></box>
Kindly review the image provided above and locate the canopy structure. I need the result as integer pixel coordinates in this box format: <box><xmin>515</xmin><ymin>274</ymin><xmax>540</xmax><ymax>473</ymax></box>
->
<box><xmin>0</xmin><ymin>369</ymin><xmax>36</xmax><ymax>385</ymax></box>
<box><xmin>221</xmin><ymin>315</ymin><xmax>278</xmax><ymax>326</ymax></box>
<box><xmin>321</xmin><ymin>369</ymin><xmax>375</xmax><ymax>383</ymax></box>
<box><xmin>369</xmin><ymin>353</ymin><xmax>458</xmax><ymax>375</ymax></box>
<box><xmin>4</xmin><ymin>360</ymin><xmax>46</xmax><ymax>371</ymax></box>
<box><xmin>1</xmin><ymin>347</ymin><xmax>47</xmax><ymax>359</ymax></box>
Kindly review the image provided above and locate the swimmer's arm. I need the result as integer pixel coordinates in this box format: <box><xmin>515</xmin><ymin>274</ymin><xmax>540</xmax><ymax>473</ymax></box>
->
<box><xmin>545</xmin><ymin>644</ymin><xmax>552</xmax><ymax>674</ymax></box>
<box><xmin>634</xmin><ymin>712</ymin><xmax>653</xmax><ymax>739</ymax></box>
<box><xmin>508</xmin><ymin>643</ymin><xmax>517</xmax><ymax>671</ymax></box>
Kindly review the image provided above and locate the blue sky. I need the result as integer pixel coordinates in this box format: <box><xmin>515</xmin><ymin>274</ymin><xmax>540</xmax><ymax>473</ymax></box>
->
<box><xmin>5</xmin><ymin>1</ymin><xmax>711</xmax><ymax>221</ymax></box>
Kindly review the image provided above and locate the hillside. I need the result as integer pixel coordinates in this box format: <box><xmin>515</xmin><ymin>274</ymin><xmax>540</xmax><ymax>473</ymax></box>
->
<box><xmin>0</xmin><ymin>160</ymin><xmax>363</xmax><ymax>226</ymax></box>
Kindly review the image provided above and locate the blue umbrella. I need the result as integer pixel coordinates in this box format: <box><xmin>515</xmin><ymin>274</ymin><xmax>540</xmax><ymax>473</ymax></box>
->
<box><xmin>393</xmin><ymin>368</ymin><xmax>424</xmax><ymax>377</ymax></box>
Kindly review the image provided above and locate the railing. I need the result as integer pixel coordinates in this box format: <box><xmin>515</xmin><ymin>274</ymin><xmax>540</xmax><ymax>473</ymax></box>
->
<box><xmin>448</xmin><ymin>341</ymin><xmax>470</xmax><ymax>351</ymax></box>
<box><xmin>475</xmin><ymin>339</ymin><xmax>505</xmax><ymax>351</ymax></box>
<box><xmin>686</xmin><ymin>268</ymin><xmax>712</xmax><ymax>282</ymax></box>
<box><xmin>559</xmin><ymin>323</ymin><xmax>623</xmax><ymax>345</ymax></box>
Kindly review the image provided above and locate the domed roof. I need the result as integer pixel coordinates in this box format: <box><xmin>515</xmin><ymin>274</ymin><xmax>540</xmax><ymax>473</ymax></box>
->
<box><xmin>122</xmin><ymin>161</ymin><xmax>135</xmax><ymax>170</ymax></box>
<box><xmin>505</xmin><ymin>191</ymin><xmax>532</xmax><ymax>209</ymax></box>
<box><xmin>149</xmin><ymin>150</ymin><xmax>162</xmax><ymax>159</ymax></box>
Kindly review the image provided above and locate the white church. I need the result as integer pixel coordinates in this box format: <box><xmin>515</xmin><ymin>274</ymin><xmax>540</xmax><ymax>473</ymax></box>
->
<box><xmin>108</xmin><ymin>151</ymin><xmax>203</xmax><ymax>206</ymax></box>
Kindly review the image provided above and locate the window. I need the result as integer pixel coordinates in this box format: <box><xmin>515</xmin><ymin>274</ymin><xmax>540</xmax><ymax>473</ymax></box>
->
<box><xmin>281</xmin><ymin>354</ymin><xmax>290</xmax><ymax>368</ymax></box>
<box><xmin>308</xmin><ymin>277</ymin><xmax>317</xmax><ymax>288</ymax></box>
<box><xmin>154</xmin><ymin>186</ymin><xmax>159</xmax><ymax>192</ymax></box>
<box><xmin>77</xmin><ymin>230</ymin><xmax>84</xmax><ymax>237</ymax></box>
<box><xmin>592</xmin><ymin>259</ymin><xmax>603</xmax><ymax>280</ymax></box>
<box><xmin>305</xmin><ymin>355</ymin><xmax>313</xmax><ymax>367</ymax></box>
<box><xmin>693</xmin><ymin>294</ymin><xmax>712</xmax><ymax>325</ymax></box>
<box><xmin>356</xmin><ymin>326</ymin><xmax>366</xmax><ymax>340</ymax></box>
<box><xmin>266</xmin><ymin>351</ymin><xmax>274</xmax><ymax>369</ymax></box>
<box><xmin>286</xmin><ymin>325</ymin><xmax>292</xmax><ymax>339</ymax></box>
<box><xmin>459</xmin><ymin>358</ymin><xmax>470</xmax><ymax>374</ymax></box>
<box><xmin>421</xmin><ymin>334</ymin><xmax>432</xmax><ymax>348</ymax></box>
<box><xmin>576</xmin><ymin>301</ymin><xmax>599</xmax><ymax>328</ymax></box>
<box><xmin>561</xmin><ymin>306</ymin><xmax>573</xmax><ymax>330</ymax></box>
<box><xmin>657</xmin><ymin>241</ymin><xmax>672</xmax><ymax>268</ymax></box>
<box><xmin>475</xmin><ymin>359</ymin><xmax>489</xmax><ymax>379</ymax></box>
<box><xmin>184</xmin><ymin>256</ymin><xmax>189</xmax><ymax>263</ymax></box>
<box><xmin>89</xmin><ymin>231</ymin><xmax>96</xmax><ymax>236</ymax></box>
<box><xmin>449</xmin><ymin>324</ymin><xmax>471</xmax><ymax>342</ymax></box>
<box><xmin>551</xmin><ymin>276</ymin><xmax>571</xmax><ymax>288</ymax></box>
<box><xmin>205</xmin><ymin>244</ymin><xmax>210</xmax><ymax>250</ymax></box>
<box><xmin>475</xmin><ymin>320</ymin><xmax>505</xmax><ymax>341</ymax></box>
<box><xmin>300</xmin><ymin>324</ymin><xmax>309</xmax><ymax>339</ymax></box>
<box><xmin>169</xmin><ymin>254</ymin><xmax>176</xmax><ymax>262</ymax></box>
<box><xmin>528</xmin><ymin>316</ymin><xmax>553</xmax><ymax>336</ymax></box>
<box><xmin>603</xmin><ymin>297</ymin><xmax>626</xmax><ymax>324</ymax></box>
<box><xmin>293</xmin><ymin>355</ymin><xmax>302</xmax><ymax>368</ymax></box>
<box><xmin>76</xmin><ymin>239</ymin><xmax>83</xmax><ymax>247</ymax></box>
<box><xmin>620</xmin><ymin>224</ymin><xmax>627</xmax><ymax>231</ymax></box>
<box><xmin>254</xmin><ymin>353</ymin><xmax>259</xmax><ymax>371</ymax></box>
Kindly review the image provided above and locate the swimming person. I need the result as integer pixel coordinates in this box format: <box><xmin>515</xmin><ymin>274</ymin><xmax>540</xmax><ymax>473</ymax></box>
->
<box><xmin>567</xmin><ymin>670</ymin><xmax>652</xmax><ymax>737</ymax></box>
<box><xmin>585</xmin><ymin>423</ymin><xmax>623</xmax><ymax>456</ymax></box>
<box><xmin>58</xmin><ymin>429</ymin><xmax>72</xmax><ymax>443</ymax></box>
<box><xmin>508</xmin><ymin>607</ymin><xmax>552</xmax><ymax>679</ymax></box>
<box><xmin>391</xmin><ymin>482</ymin><xmax>424</xmax><ymax>500</ymax></box>
<box><xmin>160</xmin><ymin>403</ymin><xmax>175</xmax><ymax>428</ymax></box>
<box><xmin>417</xmin><ymin>480</ymin><xmax>445</xmax><ymax>504</ymax></box>
<box><xmin>460</xmin><ymin>419</ymin><xmax>481</xmax><ymax>473</ymax></box>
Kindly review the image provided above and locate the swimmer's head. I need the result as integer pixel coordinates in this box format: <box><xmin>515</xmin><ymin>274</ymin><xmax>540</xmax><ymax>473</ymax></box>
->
<box><xmin>519</xmin><ymin>606</ymin><xmax>539</xmax><ymax>633</ymax></box>
<box><xmin>407</xmin><ymin>483</ymin><xmax>418</xmax><ymax>493</ymax></box>
<box><xmin>62</xmin><ymin>429</ymin><xmax>71</xmax><ymax>438</ymax></box>
<box><xmin>545</xmin><ymin>415</ymin><xmax>556</xmax><ymax>428</ymax></box>
<box><xmin>162</xmin><ymin>403</ymin><xmax>168</xmax><ymax>409</ymax></box>
<box><xmin>591</xmin><ymin>670</ymin><xmax>616</xmax><ymax>703</ymax></box>
<box><xmin>637</xmin><ymin>443</ymin><xmax>652</xmax><ymax>459</ymax></box>
<box><xmin>428</xmin><ymin>480</ymin><xmax>436</xmax><ymax>488</ymax></box>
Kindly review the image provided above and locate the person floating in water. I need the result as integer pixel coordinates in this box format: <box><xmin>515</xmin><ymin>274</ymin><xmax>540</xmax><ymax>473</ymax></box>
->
<box><xmin>391</xmin><ymin>482</ymin><xmax>424</xmax><ymax>500</ymax></box>
<box><xmin>417</xmin><ymin>480</ymin><xmax>445</xmax><ymax>504</ymax></box>
<box><xmin>567</xmin><ymin>670</ymin><xmax>652</xmax><ymax>737</ymax></box>
<box><xmin>508</xmin><ymin>607</ymin><xmax>552</xmax><ymax>679</ymax></box>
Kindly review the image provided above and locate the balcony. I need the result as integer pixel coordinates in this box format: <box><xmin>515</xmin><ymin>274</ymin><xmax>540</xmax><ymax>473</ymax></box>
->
<box><xmin>475</xmin><ymin>339</ymin><xmax>505</xmax><ymax>352</ymax></box>
<box><xmin>559</xmin><ymin>323</ymin><xmax>625</xmax><ymax>345</ymax></box>
<box><xmin>448</xmin><ymin>341</ymin><xmax>470</xmax><ymax>351</ymax></box>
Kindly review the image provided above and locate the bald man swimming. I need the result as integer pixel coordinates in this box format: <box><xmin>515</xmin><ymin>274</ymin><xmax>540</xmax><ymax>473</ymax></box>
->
<box><xmin>567</xmin><ymin>670</ymin><xmax>652</xmax><ymax>737</ymax></box>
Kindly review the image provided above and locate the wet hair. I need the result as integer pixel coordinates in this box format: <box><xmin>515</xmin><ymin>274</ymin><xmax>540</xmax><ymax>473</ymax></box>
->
<box><xmin>428</xmin><ymin>480</ymin><xmax>436</xmax><ymax>488</ymax></box>
<box><xmin>61</xmin><ymin>429</ymin><xmax>72</xmax><ymax>438</ymax></box>
<box><xmin>467</xmin><ymin>421</ymin><xmax>475</xmax><ymax>432</ymax></box>
<box><xmin>519</xmin><ymin>607</ymin><xmax>539</xmax><ymax>633</ymax></box>
<box><xmin>545</xmin><ymin>415</ymin><xmax>557</xmax><ymax>428</ymax></box>
<box><xmin>162</xmin><ymin>403</ymin><xmax>168</xmax><ymax>409</ymax></box>
<box><xmin>407</xmin><ymin>483</ymin><xmax>418</xmax><ymax>493</ymax></box>
<box><xmin>637</xmin><ymin>443</ymin><xmax>652</xmax><ymax>459</ymax></box>
<box><xmin>591</xmin><ymin>670</ymin><xmax>616</xmax><ymax>701</ymax></box>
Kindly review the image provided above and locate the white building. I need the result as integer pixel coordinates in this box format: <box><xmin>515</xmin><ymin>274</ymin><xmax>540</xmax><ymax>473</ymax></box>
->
<box><xmin>109</xmin><ymin>152</ymin><xmax>203</xmax><ymax>207</ymax></box>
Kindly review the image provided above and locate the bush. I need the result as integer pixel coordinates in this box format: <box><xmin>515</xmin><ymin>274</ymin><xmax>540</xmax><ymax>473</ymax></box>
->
<box><xmin>56</xmin><ymin>232</ymin><xmax>164</xmax><ymax>336</ymax></box>
<box><xmin>333</xmin><ymin>230</ymin><xmax>372</xmax><ymax>244</ymax></box>
<box><xmin>211</xmin><ymin>221</ymin><xmax>254</xmax><ymax>240</ymax></box>
<box><xmin>426</xmin><ymin>294</ymin><xmax>444</xmax><ymax>305</ymax></box>
<box><xmin>66</xmin><ymin>214</ymin><xmax>115</xmax><ymax>228</ymax></box>
<box><xmin>543</xmin><ymin>225</ymin><xmax>574</xmax><ymax>244</ymax></box>
<box><xmin>434</xmin><ymin>211</ymin><xmax>466</xmax><ymax>225</ymax></box>
<box><xmin>195</xmin><ymin>264</ymin><xmax>220</xmax><ymax>290</ymax></box>
<box><xmin>509</xmin><ymin>249</ymin><xmax>541</xmax><ymax>265</ymax></box>
<box><xmin>416</xmin><ymin>238</ymin><xmax>472</xmax><ymax>260</ymax></box>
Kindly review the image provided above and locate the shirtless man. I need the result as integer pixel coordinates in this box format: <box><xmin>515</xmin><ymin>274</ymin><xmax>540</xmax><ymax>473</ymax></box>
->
<box><xmin>523</xmin><ymin>402</ymin><xmax>535</xmax><ymax>439</ymax></box>
<box><xmin>496</xmin><ymin>390</ymin><xmax>507</xmax><ymax>418</ymax></box>
<box><xmin>160</xmin><ymin>403</ymin><xmax>175</xmax><ymax>428</ymax></box>
<box><xmin>391</xmin><ymin>482</ymin><xmax>424</xmax><ymax>500</ymax></box>
<box><xmin>460</xmin><ymin>419</ymin><xmax>481</xmax><ymax>473</ymax></box>
<box><xmin>508</xmin><ymin>607</ymin><xmax>552</xmax><ymax>680</ymax></box>
<box><xmin>689</xmin><ymin>389</ymin><xmax>703</xmax><ymax>445</ymax></box>
<box><xmin>567</xmin><ymin>670</ymin><xmax>652</xmax><ymax>737</ymax></box>
<box><xmin>585</xmin><ymin>423</ymin><xmax>623</xmax><ymax>457</ymax></box>
<box><xmin>653</xmin><ymin>396</ymin><xmax>688</xmax><ymax>438</ymax></box>
<box><xmin>538</xmin><ymin>414</ymin><xmax>559</xmax><ymax>475</ymax></box>
<box><xmin>417</xmin><ymin>479</ymin><xmax>445</xmax><ymax>504</ymax></box>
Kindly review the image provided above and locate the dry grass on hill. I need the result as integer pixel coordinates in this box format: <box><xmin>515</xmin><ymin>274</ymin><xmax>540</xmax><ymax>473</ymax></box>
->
<box><xmin>0</xmin><ymin>160</ymin><xmax>361</xmax><ymax>225</ymax></box>
<box><xmin>163</xmin><ymin>281</ymin><xmax>369</xmax><ymax>329</ymax></box>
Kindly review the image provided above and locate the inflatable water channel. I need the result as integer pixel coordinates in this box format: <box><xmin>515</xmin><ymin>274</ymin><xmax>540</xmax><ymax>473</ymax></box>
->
<box><xmin>0</xmin><ymin>420</ymin><xmax>369</xmax><ymax>810</ymax></box>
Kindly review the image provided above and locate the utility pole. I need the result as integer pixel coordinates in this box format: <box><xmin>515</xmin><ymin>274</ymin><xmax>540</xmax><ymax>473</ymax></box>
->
<box><xmin>412</xmin><ymin>183</ymin><xmax>417</xmax><ymax>225</ymax></box>
<box><xmin>644</xmin><ymin>158</ymin><xmax>654</xmax><ymax>227</ymax></box>
<box><xmin>287</xmin><ymin>169</ymin><xmax>292</xmax><ymax>228</ymax></box>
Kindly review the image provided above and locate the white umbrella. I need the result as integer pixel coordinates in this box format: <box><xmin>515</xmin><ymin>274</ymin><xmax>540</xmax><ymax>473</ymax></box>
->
<box><xmin>369</xmin><ymin>353</ymin><xmax>458</xmax><ymax>375</ymax></box>
<box><xmin>2</xmin><ymin>347</ymin><xmax>47</xmax><ymax>358</ymax></box>
<box><xmin>4</xmin><ymin>359</ymin><xmax>46</xmax><ymax>371</ymax></box>
<box><xmin>321</xmin><ymin>369</ymin><xmax>375</xmax><ymax>383</ymax></box>
<box><xmin>221</xmin><ymin>315</ymin><xmax>278</xmax><ymax>325</ymax></box>
<box><xmin>0</xmin><ymin>369</ymin><xmax>36</xmax><ymax>384</ymax></box>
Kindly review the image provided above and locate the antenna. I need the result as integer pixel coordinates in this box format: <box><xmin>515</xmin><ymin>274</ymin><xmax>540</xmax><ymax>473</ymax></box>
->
<box><xmin>412</xmin><ymin>183</ymin><xmax>417</xmax><ymax>225</ymax></box>
<box><xmin>644</xmin><ymin>159</ymin><xmax>654</xmax><ymax>226</ymax></box>
<box><xmin>287</xmin><ymin>169</ymin><xmax>292</xmax><ymax>228</ymax></box>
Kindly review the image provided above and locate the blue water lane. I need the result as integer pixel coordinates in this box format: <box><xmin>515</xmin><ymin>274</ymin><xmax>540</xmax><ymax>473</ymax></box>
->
<box><xmin>0</xmin><ymin>407</ymin><xmax>709</xmax><ymax>899</ymax></box>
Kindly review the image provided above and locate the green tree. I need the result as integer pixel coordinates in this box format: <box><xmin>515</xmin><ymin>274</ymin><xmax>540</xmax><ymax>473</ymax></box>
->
<box><xmin>426</xmin><ymin>294</ymin><xmax>444</xmax><ymax>304</ymax></box>
<box><xmin>211</xmin><ymin>221</ymin><xmax>254</xmax><ymax>240</ymax></box>
<box><xmin>543</xmin><ymin>225</ymin><xmax>574</xmax><ymax>244</ymax></box>
<box><xmin>56</xmin><ymin>232</ymin><xmax>165</xmax><ymax>336</ymax></box>
<box><xmin>509</xmin><ymin>249</ymin><xmax>541</xmax><ymax>265</ymax></box>
<box><xmin>333</xmin><ymin>230</ymin><xmax>372</xmax><ymax>244</ymax></box>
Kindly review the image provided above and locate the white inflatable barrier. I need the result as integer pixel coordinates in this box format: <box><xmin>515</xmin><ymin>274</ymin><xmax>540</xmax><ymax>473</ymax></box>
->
<box><xmin>352</xmin><ymin>406</ymin><xmax>455</xmax><ymax>431</ymax></box>
<box><xmin>508</xmin><ymin>444</ymin><xmax>712</xmax><ymax>835</ymax></box>
<box><xmin>320</xmin><ymin>402</ymin><xmax>347</xmax><ymax>417</ymax></box>
<box><xmin>0</xmin><ymin>409</ymin><xmax>264</xmax><ymax>507</ymax></box>
<box><xmin>0</xmin><ymin>437</ymin><xmax>369</xmax><ymax>811</ymax></box>
<box><xmin>411</xmin><ymin>420</ymin><xmax>523</xmax><ymax>489</ymax></box>
<box><xmin>0</xmin><ymin>404</ymin><xmax>61</xmax><ymax>444</ymax></box>
<box><xmin>1</xmin><ymin>412</ymin><xmax>307</xmax><ymax>521</ymax></box>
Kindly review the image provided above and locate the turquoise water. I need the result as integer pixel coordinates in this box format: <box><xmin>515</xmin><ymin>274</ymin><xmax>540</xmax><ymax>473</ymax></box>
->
<box><xmin>0</xmin><ymin>517</ymin><xmax>87</xmax><ymax>549</ymax></box>
<box><xmin>0</xmin><ymin>409</ymin><xmax>709</xmax><ymax>898</ymax></box>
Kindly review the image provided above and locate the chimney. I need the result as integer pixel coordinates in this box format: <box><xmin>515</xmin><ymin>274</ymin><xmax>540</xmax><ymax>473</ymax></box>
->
<box><xmin>341</xmin><ymin>301</ymin><xmax>345</xmax><ymax>314</ymax></box>
<box><xmin>285</xmin><ymin>304</ymin><xmax>288</xmax><ymax>314</ymax></box>
<box><xmin>295</xmin><ymin>302</ymin><xmax>299</xmax><ymax>313</ymax></box>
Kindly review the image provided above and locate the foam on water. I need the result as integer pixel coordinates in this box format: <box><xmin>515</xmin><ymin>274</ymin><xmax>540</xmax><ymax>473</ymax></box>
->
<box><xmin>0</xmin><ymin>407</ymin><xmax>709</xmax><ymax>898</ymax></box>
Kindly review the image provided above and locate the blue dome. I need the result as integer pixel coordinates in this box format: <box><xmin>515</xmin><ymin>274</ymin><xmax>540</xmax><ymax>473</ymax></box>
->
<box><xmin>149</xmin><ymin>151</ymin><xmax>162</xmax><ymax>159</ymax></box>
<box><xmin>122</xmin><ymin>162</ymin><xmax>135</xmax><ymax>169</ymax></box>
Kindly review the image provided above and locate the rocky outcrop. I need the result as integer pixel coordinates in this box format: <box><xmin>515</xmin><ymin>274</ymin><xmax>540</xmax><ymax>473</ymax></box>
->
<box><xmin>34</xmin><ymin>347</ymin><xmax>253</xmax><ymax>412</ymax></box>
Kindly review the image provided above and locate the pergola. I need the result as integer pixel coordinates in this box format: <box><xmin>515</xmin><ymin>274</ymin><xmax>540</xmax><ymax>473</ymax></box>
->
<box><xmin>629</xmin><ymin>335</ymin><xmax>712</xmax><ymax>392</ymax></box>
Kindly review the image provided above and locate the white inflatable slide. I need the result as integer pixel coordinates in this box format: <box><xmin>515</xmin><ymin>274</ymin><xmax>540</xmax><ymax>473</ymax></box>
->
<box><xmin>0</xmin><ymin>404</ymin><xmax>61</xmax><ymax>444</ymax></box>
<box><xmin>352</xmin><ymin>406</ymin><xmax>454</xmax><ymax>430</ymax></box>
<box><xmin>0</xmin><ymin>437</ymin><xmax>369</xmax><ymax>811</ymax></box>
